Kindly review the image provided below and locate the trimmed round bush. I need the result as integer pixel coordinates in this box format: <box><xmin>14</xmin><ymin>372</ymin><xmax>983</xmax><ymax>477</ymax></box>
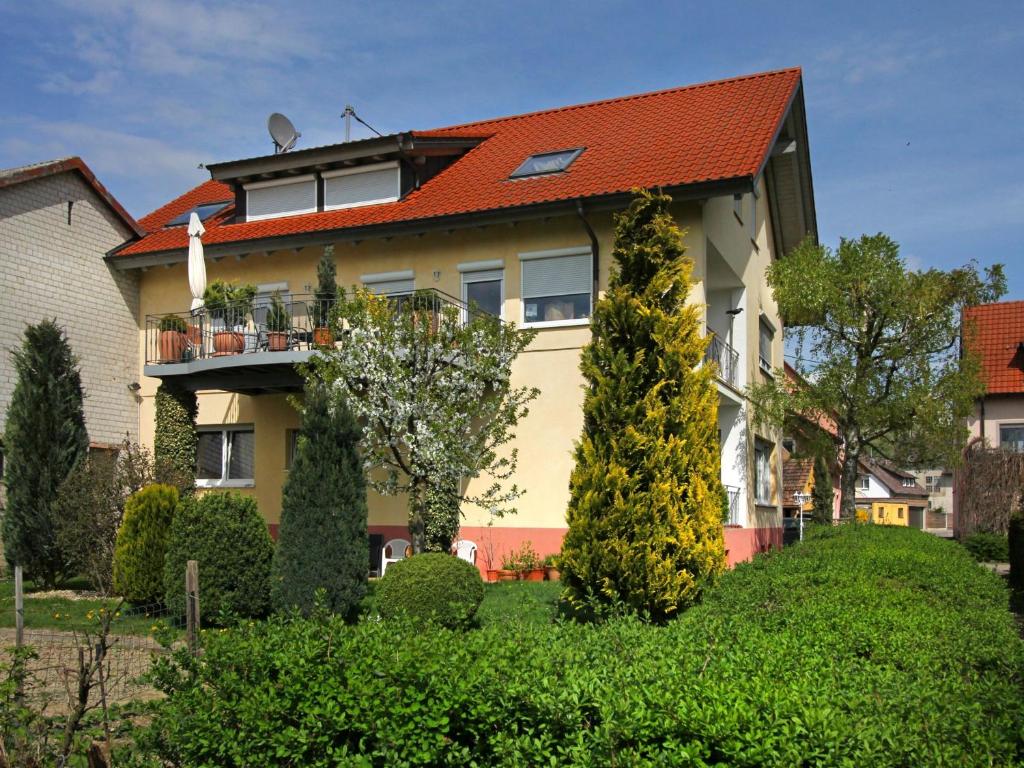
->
<box><xmin>962</xmin><ymin>531</ymin><xmax>1009</xmax><ymax>563</ymax></box>
<box><xmin>376</xmin><ymin>553</ymin><xmax>484</xmax><ymax>628</ymax></box>
<box><xmin>163</xmin><ymin>492</ymin><xmax>274</xmax><ymax>620</ymax></box>
<box><xmin>112</xmin><ymin>484</ymin><xmax>180</xmax><ymax>604</ymax></box>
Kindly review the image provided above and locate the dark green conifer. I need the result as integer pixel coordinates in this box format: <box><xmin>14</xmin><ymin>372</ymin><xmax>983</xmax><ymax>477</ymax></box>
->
<box><xmin>272</xmin><ymin>383</ymin><xmax>368</xmax><ymax>616</ymax></box>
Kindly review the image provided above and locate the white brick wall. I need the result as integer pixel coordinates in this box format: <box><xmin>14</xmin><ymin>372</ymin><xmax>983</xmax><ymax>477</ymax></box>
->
<box><xmin>0</xmin><ymin>172</ymin><xmax>139</xmax><ymax>445</ymax></box>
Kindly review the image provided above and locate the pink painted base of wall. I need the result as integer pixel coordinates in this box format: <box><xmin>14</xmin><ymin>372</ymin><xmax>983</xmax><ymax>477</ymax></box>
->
<box><xmin>269</xmin><ymin>522</ymin><xmax>781</xmax><ymax>574</ymax></box>
<box><xmin>723</xmin><ymin>526</ymin><xmax>782</xmax><ymax>567</ymax></box>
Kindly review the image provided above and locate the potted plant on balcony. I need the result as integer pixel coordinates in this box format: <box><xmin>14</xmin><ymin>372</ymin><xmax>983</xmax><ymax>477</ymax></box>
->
<box><xmin>312</xmin><ymin>250</ymin><xmax>337</xmax><ymax>346</ymax></box>
<box><xmin>158</xmin><ymin>314</ymin><xmax>188</xmax><ymax>362</ymax></box>
<box><xmin>204</xmin><ymin>279</ymin><xmax>255</xmax><ymax>356</ymax></box>
<box><xmin>266</xmin><ymin>290</ymin><xmax>291</xmax><ymax>351</ymax></box>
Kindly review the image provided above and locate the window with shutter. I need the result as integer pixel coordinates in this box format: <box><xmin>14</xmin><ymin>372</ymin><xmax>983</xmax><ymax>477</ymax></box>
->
<box><xmin>245</xmin><ymin>176</ymin><xmax>316</xmax><ymax>221</ymax></box>
<box><xmin>324</xmin><ymin>163</ymin><xmax>400</xmax><ymax>210</ymax></box>
<box><xmin>519</xmin><ymin>247</ymin><xmax>592</xmax><ymax>327</ymax></box>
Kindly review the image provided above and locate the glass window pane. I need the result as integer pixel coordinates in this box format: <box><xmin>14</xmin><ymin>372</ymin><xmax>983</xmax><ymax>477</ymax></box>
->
<box><xmin>510</xmin><ymin>149</ymin><xmax>582</xmax><ymax>178</ymax></box>
<box><xmin>197</xmin><ymin>432</ymin><xmax>223</xmax><ymax>479</ymax></box>
<box><xmin>759</xmin><ymin>322</ymin><xmax>772</xmax><ymax>363</ymax></box>
<box><xmin>466</xmin><ymin>279</ymin><xmax>502</xmax><ymax>317</ymax></box>
<box><xmin>1000</xmin><ymin>426</ymin><xmax>1024</xmax><ymax>452</ymax></box>
<box><xmin>228</xmin><ymin>430</ymin><xmax>255</xmax><ymax>480</ymax></box>
<box><xmin>523</xmin><ymin>293</ymin><xmax>590</xmax><ymax>323</ymax></box>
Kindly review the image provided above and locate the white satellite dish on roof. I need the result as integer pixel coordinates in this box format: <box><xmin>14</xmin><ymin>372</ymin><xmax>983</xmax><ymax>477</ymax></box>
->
<box><xmin>268</xmin><ymin>112</ymin><xmax>300</xmax><ymax>153</ymax></box>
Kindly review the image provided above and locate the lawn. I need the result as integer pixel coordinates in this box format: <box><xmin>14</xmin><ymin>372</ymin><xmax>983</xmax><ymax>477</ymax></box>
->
<box><xmin>0</xmin><ymin>576</ymin><xmax>174</xmax><ymax>637</ymax></box>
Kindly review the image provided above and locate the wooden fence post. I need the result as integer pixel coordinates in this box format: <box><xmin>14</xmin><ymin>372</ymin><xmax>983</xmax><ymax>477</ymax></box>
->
<box><xmin>185</xmin><ymin>560</ymin><xmax>200</xmax><ymax>655</ymax></box>
<box><xmin>14</xmin><ymin>564</ymin><xmax>24</xmax><ymax>648</ymax></box>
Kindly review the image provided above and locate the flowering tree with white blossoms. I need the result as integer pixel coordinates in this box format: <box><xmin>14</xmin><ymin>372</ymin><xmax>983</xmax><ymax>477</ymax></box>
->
<box><xmin>306</xmin><ymin>289</ymin><xmax>539</xmax><ymax>554</ymax></box>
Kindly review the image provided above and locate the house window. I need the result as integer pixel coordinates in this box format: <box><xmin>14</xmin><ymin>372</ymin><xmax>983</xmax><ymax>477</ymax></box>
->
<box><xmin>285</xmin><ymin>428</ymin><xmax>300</xmax><ymax>469</ymax></box>
<box><xmin>758</xmin><ymin>317</ymin><xmax>774</xmax><ymax>371</ymax></box>
<box><xmin>510</xmin><ymin>148</ymin><xmax>584</xmax><ymax>178</ymax></box>
<box><xmin>164</xmin><ymin>201</ymin><xmax>231</xmax><ymax>228</ymax></box>
<box><xmin>460</xmin><ymin>262</ymin><xmax>504</xmax><ymax>319</ymax></box>
<box><xmin>245</xmin><ymin>175</ymin><xmax>316</xmax><ymax>221</ymax></box>
<box><xmin>361</xmin><ymin>270</ymin><xmax>415</xmax><ymax>297</ymax></box>
<box><xmin>858</xmin><ymin>475</ymin><xmax>870</xmax><ymax>492</ymax></box>
<box><xmin>196</xmin><ymin>426</ymin><xmax>255</xmax><ymax>487</ymax></box>
<box><xmin>520</xmin><ymin>247</ymin><xmax>592</xmax><ymax>327</ymax></box>
<box><xmin>1000</xmin><ymin>425</ymin><xmax>1024</xmax><ymax>452</ymax></box>
<box><xmin>901</xmin><ymin>477</ymin><xmax>915</xmax><ymax>487</ymax></box>
<box><xmin>754</xmin><ymin>439</ymin><xmax>773</xmax><ymax>505</ymax></box>
<box><xmin>323</xmin><ymin>162</ymin><xmax>400</xmax><ymax>210</ymax></box>
<box><xmin>898</xmin><ymin>507</ymin><xmax>904</xmax><ymax>519</ymax></box>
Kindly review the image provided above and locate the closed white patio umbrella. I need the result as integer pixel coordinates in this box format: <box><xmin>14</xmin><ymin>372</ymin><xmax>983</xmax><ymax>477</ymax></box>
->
<box><xmin>188</xmin><ymin>211</ymin><xmax>206</xmax><ymax>311</ymax></box>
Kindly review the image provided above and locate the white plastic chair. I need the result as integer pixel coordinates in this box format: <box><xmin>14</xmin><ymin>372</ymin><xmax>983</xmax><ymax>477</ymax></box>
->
<box><xmin>454</xmin><ymin>540</ymin><xmax>477</xmax><ymax>566</ymax></box>
<box><xmin>381</xmin><ymin>538</ymin><xmax>411</xmax><ymax>576</ymax></box>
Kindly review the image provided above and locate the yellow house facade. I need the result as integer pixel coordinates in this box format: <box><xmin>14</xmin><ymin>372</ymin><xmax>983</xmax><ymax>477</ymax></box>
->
<box><xmin>110</xmin><ymin>68</ymin><xmax>818</xmax><ymax>569</ymax></box>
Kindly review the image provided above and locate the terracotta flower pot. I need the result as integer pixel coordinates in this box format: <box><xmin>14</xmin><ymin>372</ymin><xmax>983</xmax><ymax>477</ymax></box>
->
<box><xmin>313</xmin><ymin>327</ymin><xmax>334</xmax><ymax>346</ymax></box>
<box><xmin>525</xmin><ymin>568</ymin><xmax>545</xmax><ymax>582</ymax></box>
<box><xmin>267</xmin><ymin>331</ymin><xmax>289</xmax><ymax>351</ymax></box>
<box><xmin>213</xmin><ymin>330</ymin><xmax>244</xmax><ymax>356</ymax></box>
<box><xmin>187</xmin><ymin>325</ymin><xmax>202</xmax><ymax>346</ymax></box>
<box><xmin>544</xmin><ymin>566</ymin><xmax>560</xmax><ymax>581</ymax></box>
<box><xmin>159</xmin><ymin>330</ymin><xmax>186</xmax><ymax>362</ymax></box>
<box><xmin>497</xmin><ymin>569</ymin><xmax>516</xmax><ymax>582</ymax></box>
<box><xmin>485</xmin><ymin>569</ymin><xmax>499</xmax><ymax>583</ymax></box>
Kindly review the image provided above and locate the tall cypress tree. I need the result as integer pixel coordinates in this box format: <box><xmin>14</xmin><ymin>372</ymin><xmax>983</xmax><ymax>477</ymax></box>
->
<box><xmin>272</xmin><ymin>383</ymin><xmax>368</xmax><ymax>616</ymax></box>
<box><xmin>561</xmin><ymin>190</ymin><xmax>727</xmax><ymax>621</ymax></box>
<box><xmin>811</xmin><ymin>454</ymin><xmax>834</xmax><ymax>524</ymax></box>
<box><xmin>2</xmin><ymin>320</ymin><xmax>89</xmax><ymax>585</ymax></box>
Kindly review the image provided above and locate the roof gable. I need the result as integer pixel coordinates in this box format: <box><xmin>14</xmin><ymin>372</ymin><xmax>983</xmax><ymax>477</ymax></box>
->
<box><xmin>964</xmin><ymin>300</ymin><xmax>1024</xmax><ymax>395</ymax></box>
<box><xmin>115</xmin><ymin>67</ymin><xmax>806</xmax><ymax>260</ymax></box>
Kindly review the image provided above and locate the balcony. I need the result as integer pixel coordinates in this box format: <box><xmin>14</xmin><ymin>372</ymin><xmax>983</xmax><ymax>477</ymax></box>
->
<box><xmin>144</xmin><ymin>290</ymin><xmax>485</xmax><ymax>394</ymax></box>
<box><xmin>705</xmin><ymin>331</ymin><xmax>740</xmax><ymax>388</ymax></box>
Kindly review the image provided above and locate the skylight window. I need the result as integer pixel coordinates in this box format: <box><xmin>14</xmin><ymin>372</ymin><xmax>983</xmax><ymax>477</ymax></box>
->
<box><xmin>509</xmin><ymin>148</ymin><xmax>584</xmax><ymax>179</ymax></box>
<box><xmin>165</xmin><ymin>201</ymin><xmax>231</xmax><ymax>227</ymax></box>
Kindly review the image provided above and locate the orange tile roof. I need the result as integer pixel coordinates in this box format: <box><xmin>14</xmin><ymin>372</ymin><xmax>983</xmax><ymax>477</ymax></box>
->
<box><xmin>782</xmin><ymin>457</ymin><xmax>815</xmax><ymax>505</ymax></box>
<box><xmin>116</xmin><ymin>68</ymin><xmax>802</xmax><ymax>258</ymax></box>
<box><xmin>963</xmin><ymin>300</ymin><xmax>1024</xmax><ymax>395</ymax></box>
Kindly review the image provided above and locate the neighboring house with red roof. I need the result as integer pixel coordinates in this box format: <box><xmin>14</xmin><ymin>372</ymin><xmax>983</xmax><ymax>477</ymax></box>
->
<box><xmin>1</xmin><ymin>157</ymin><xmax>142</xmax><ymax>506</ymax></box>
<box><xmin>111</xmin><ymin>68</ymin><xmax>817</xmax><ymax>570</ymax></box>
<box><xmin>963</xmin><ymin>300</ymin><xmax>1024</xmax><ymax>451</ymax></box>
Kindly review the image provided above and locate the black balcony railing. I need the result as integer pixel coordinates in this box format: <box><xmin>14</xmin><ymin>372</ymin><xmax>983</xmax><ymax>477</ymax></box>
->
<box><xmin>145</xmin><ymin>289</ymin><xmax>495</xmax><ymax>366</ymax></box>
<box><xmin>705</xmin><ymin>331</ymin><xmax>740</xmax><ymax>387</ymax></box>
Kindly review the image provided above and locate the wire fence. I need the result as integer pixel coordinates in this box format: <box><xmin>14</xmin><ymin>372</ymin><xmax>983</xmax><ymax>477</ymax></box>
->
<box><xmin>0</xmin><ymin>566</ymin><xmax>198</xmax><ymax>715</ymax></box>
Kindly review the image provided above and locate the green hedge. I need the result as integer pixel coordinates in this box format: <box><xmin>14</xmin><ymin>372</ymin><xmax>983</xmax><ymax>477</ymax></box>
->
<box><xmin>112</xmin><ymin>484</ymin><xmax>179</xmax><ymax>604</ymax></box>
<box><xmin>163</xmin><ymin>492</ymin><xmax>273</xmax><ymax>620</ymax></box>
<box><xmin>962</xmin><ymin>531</ymin><xmax>1010</xmax><ymax>563</ymax></box>
<box><xmin>376</xmin><ymin>553</ymin><xmax>484</xmax><ymax>629</ymax></box>
<box><xmin>140</xmin><ymin>525</ymin><xmax>1024</xmax><ymax>766</ymax></box>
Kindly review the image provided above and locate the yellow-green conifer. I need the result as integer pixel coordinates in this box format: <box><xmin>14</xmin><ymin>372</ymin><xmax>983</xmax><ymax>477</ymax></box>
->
<box><xmin>561</xmin><ymin>190</ymin><xmax>727</xmax><ymax>620</ymax></box>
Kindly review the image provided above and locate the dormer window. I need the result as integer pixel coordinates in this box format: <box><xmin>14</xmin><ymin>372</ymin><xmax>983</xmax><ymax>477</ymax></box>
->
<box><xmin>164</xmin><ymin>201</ymin><xmax>231</xmax><ymax>227</ymax></box>
<box><xmin>245</xmin><ymin>175</ymin><xmax>316</xmax><ymax>221</ymax></box>
<box><xmin>510</xmin><ymin>148</ymin><xmax>584</xmax><ymax>179</ymax></box>
<box><xmin>323</xmin><ymin>162</ymin><xmax>400</xmax><ymax>210</ymax></box>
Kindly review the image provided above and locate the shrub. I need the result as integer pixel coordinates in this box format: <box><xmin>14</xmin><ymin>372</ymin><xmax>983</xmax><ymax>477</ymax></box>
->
<box><xmin>562</xmin><ymin>190</ymin><xmax>726</xmax><ymax>620</ymax></box>
<box><xmin>112</xmin><ymin>484</ymin><xmax>179</xmax><ymax>604</ymax></box>
<box><xmin>501</xmin><ymin>541</ymin><xmax>541</xmax><ymax>575</ymax></box>
<box><xmin>2</xmin><ymin>320</ymin><xmax>88</xmax><ymax>586</ymax></box>
<box><xmin>272</xmin><ymin>386</ymin><xmax>367</xmax><ymax>617</ymax></box>
<box><xmin>139</xmin><ymin>525</ymin><xmax>1024</xmax><ymax>766</ymax></box>
<box><xmin>154</xmin><ymin>383</ymin><xmax>197</xmax><ymax>491</ymax></box>
<box><xmin>375</xmin><ymin>553</ymin><xmax>484</xmax><ymax>629</ymax></box>
<box><xmin>163</xmin><ymin>492</ymin><xmax>273</xmax><ymax>620</ymax></box>
<box><xmin>962</xmin><ymin>531</ymin><xmax>1010</xmax><ymax>562</ymax></box>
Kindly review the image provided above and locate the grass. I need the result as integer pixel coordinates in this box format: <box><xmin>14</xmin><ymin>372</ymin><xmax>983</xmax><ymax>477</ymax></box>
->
<box><xmin>0</xmin><ymin>576</ymin><xmax>175</xmax><ymax>637</ymax></box>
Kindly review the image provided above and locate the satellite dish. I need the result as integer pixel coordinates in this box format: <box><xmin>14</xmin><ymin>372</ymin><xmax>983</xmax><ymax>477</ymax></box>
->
<box><xmin>268</xmin><ymin>112</ymin><xmax>300</xmax><ymax>153</ymax></box>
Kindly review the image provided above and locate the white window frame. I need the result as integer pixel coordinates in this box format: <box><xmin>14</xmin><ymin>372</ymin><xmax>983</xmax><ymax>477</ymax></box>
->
<box><xmin>322</xmin><ymin>161</ymin><xmax>401</xmax><ymax>211</ymax></box>
<box><xmin>244</xmin><ymin>174</ymin><xmax>317</xmax><ymax>222</ymax></box>
<box><xmin>196</xmin><ymin>425</ymin><xmax>255</xmax><ymax>488</ymax></box>
<box><xmin>858</xmin><ymin>475</ymin><xmax>871</xmax><ymax>492</ymax></box>
<box><xmin>754</xmin><ymin>438</ymin><xmax>773</xmax><ymax>506</ymax></box>
<box><xmin>459</xmin><ymin>259</ymin><xmax>504</xmax><ymax>321</ymax></box>
<box><xmin>519</xmin><ymin>246</ymin><xmax>593</xmax><ymax>329</ymax></box>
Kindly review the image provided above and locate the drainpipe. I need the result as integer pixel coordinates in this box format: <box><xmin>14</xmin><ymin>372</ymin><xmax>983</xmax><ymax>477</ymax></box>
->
<box><xmin>575</xmin><ymin>200</ymin><xmax>600</xmax><ymax>308</ymax></box>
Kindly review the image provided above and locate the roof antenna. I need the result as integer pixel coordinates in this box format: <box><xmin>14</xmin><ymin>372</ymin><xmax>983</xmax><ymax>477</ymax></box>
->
<box><xmin>341</xmin><ymin>105</ymin><xmax>384</xmax><ymax>142</ymax></box>
<box><xmin>267</xmin><ymin>112</ymin><xmax>300</xmax><ymax>153</ymax></box>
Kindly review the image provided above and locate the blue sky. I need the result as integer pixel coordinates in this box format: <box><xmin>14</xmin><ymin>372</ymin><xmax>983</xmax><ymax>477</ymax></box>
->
<box><xmin>2</xmin><ymin>1</ymin><xmax>1022</xmax><ymax>294</ymax></box>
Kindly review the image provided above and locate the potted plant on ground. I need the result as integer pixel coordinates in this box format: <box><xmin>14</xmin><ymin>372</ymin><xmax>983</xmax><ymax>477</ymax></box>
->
<box><xmin>312</xmin><ymin>250</ymin><xmax>337</xmax><ymax>346</ymax></box>
<box><xmin>204</xmin><ymin>279</ymin><xmax>256</xmax><ymax>355</ymax></box>
<box><xmin>266</xmin><ymin>291</ymin><xmax>291</xmax><ymax>351</ymax></box>
<box><xmin>158</xmin><ymin>314</ymin><xmax>188</xmax><ymax>362</ymax></box>
<box><xmin>497</xmin><ymin>551</ymin><xmax>518</xmax><ymax>581</ymax></box>
<box><xmin>507</xmin><ymin>541</ymin><xmax>544</xmax><ymax>581</ymax></box>
<box><xmin>543</xmin><ymin>553</ymin><xmax>560</xmax><ymax>581</ymax></box>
